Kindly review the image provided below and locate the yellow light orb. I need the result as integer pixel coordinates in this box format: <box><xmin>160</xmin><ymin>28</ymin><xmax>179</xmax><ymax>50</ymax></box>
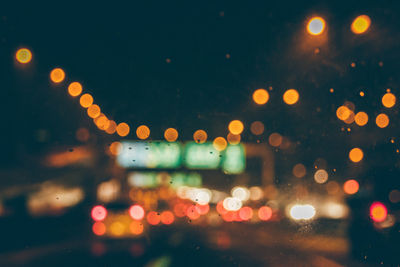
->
<box><xmin>116</xmin><ymin>122</ymin><xmax>130</xmax><ymax>137</ymax></box>
<box><xmin>351</xmin><ymin>15</ymin><xmax>371</xmax><ymax>34</ymax></box>
<box><xmin>87</xmin><ymin>104</ymin><xmax>101</xmax><ymax>119</ymax></box>
<box><xmin>336</xmin><ymin>106</ymin><xmax>351</xmax><ymax>121</ymax></box>
<box><xmin>213</xmin><ymin>137</ymin><xmax>227</xmax><ymax>151</ymax></box>
<box><xmin>283</xmin><ymin>89</ymin><xmax>299</xmax><ymax>105</ymax></box>
<box><xmin>193</xmin><ymin>130</ymin><xmax>207</xmax><ymax>143</ymax></box>
<box><xmin>136</xmin><ymin>125</ymin><xmax>150</xmax><ymax>140</ymax></box>
<box><xmin>382</xmin><ymin>93</ymin><xmax>396</xmax><ymax>108</ymax></box>
<box><xmin>228</xmin><ymin>120</ymin><xmax>244</xmax><ymax>135</ymax></box>
<box><xmin>307</xmin><ymin>17</ymin><xmax>326</xmax><ymax>35</ymax></box>
<box><xmin>50</xmin><ymin>68</ymin><xmax>65</xmax><ymax>83</ymax></box>
<box><xmin>354</xmin><ymin>111</ymin><xmax>368</xmax><ymax>126</ymax></box>
<box><xmin>164</xmin><ymin>128</ymin><xmax>178</xmax><ymax>142</ymax></box>
<box><xmin>252</xmin><ymin>89</ymin><xmax>269</xmax><ymax>105</ymax></box>
<box><xmin>15</xmin><ymin>48</ymin><xmax>32</xmax><ymax>64</ymax></box>
<box><xmin>79</xmin><ymin>93</ymin><xmax>93</xmax><ymax>108</ymax></box>
<box><xmin>349</xmin><ymin>148</ymin><xmax>364</xmax><ymax>163</ymax></box>
<box><xmin>376</xmin><ymin>113</ymin><xmax>389</xmax><ymax>128</ymax></box>
<box><xmin>68</xmin><ymin>82</ymin><xmax>83</xmax><ymax>97</ymax></box>
<box><xmin>105</xmin><ymin>120</ymin><xmax>117</xmax><ymax>134</ymax></box>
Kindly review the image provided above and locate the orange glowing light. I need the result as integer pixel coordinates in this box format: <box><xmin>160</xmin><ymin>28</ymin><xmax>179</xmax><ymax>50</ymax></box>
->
<box><xmin>87</xmin><ymin>104</ymin><xmax>101</xmax><ymax>119</ymax></box>
<box><xmin>343</xmin><ymin>110</ymin><xmax>355</xmax><ymax>124</ymax></box>
<box><xmin>227</xmin><ymin>133</ymin><xmax>241</xmax><ymax>145</ymax></box>
<box><xmin>213</xmin><ymin>137</ymin><xmax>227</xmax><ymax>151</ymax></box>
<box><xmin>228</xmin><ymin>120</ymin><xmax>244</xmax><ymax>135</ymax></box>
<box><xmin>92</xmin><ymin>222</ymin><xmax>106</xmax><ymax>236</ymax></box>
<box><xmin>336</xmin><ymin>106</ymin><xmax>351</xmax><ymax>121</ymax></box>
<box><xmin>129</xmin><ymin>205</ymin><xmax>145</xmax><ymax>220</ymax></box>
<box><xmin>164</xmin><ymin>128</ymin><xmax>178</xmax><ymax>142</ymax></box>
<box><xmin>376</xmin><ymin>113</ymin><xmax>389</xmax><ymax>128</ymax></box>
<box><xmin>250</xmin><ymin>121</ymin><xmax>264</xmax><ymax>135</ymax></box>
<box><xmin>351</xmin><ymin>15</ymin><xmax>371</xmax><ymax>34</ymax></box>
<box><xmin>16</xmin><ymin>48</ymin><xmax>32</xmax><ymax>64</ymax></box>
<box><xmin>105</xmin><ymin>120</ymin><xmax>117</xmax><ymax>134</ymax></box>
<box><xmin>283</xmin><ymin>89</ymin><xmax>299</xmax><ymax>105</ymax></box>
<box><xmin>307</xmin><ymin>17</ymin><xmax>326</xmax><ymax>35</ymax></box>
<box><xmin>186</xmin><ymin>205</ymin><xmax>200</xmax><ymax>220</ymax></box>
<box><xmin>50</xmin><ymin>68</ymin><xmax>65</xmax><ymax>83</ymax></box>
<box><xmin>349</xmin><ymin>148</ymin><xmax>363</xmax><ymax>163</ymax></box>
<box><xmin>68</xmin><ymin>82</ymin><xmax>83</xmax><ymax>97</ymax></box>
<box><xmin>370</xmin><ymin>202</ymin><xmax>387</xmax><ymax>222</ymax></box>
<box><xmin>354</xmin><ymin>111</ymin><xmax>368</xmax><ymax>126</ymax></box>
<box><xmin>193</xmin><ymin>130</ymin><xmax>207</xmax><ymax>143</ymax></box>
<box><xmin>136</xmin><ymin>125</ymin><xmax>150</xmax><ymax>140</ymax></box>
<box><xmin>195</xmin><ymin>204</ymin><xmax>210</xmax><ymax>215</ymax></box>
<box><xmin>293</xmin><ymin>163</ymin><xmax>306</xmax><ymax>178</ymax></box>
<box><xmin>129</xmin><ymin>221</ymin><xmax>144</xmax><ymax>235</ymax></box>
<box><xmin>382</xmin><ymin>93</ymin><xmax>396</xmax><ymax>108</ymax></box>
<box><xmin>91</xmin><ymin>205</ymin><xmax>107</xmax><ymax>221</ymax></box>
<box><xmin>109</xmin><ymin>141</ymin><xmax>122</xmax><ymax>156</ymax></box>
<box><xmin>95</xmin><ymin>115</ymin><xmax>110</xmax><ymax>130</ymax></box>
<box><xmin>252</xmin><ymin>89</ymin><xmax>269</xmax><ymax>105</ymax></box>
<box><xmin>343</xmin><ymin>179</ymin><xmax>359</xmax><ymax>195</ymax></box>
<box><xmin>146</xmin><ymin>211</ymin><xmax>161</xmax><ymax>225</ymax></box>
<box><xmin>216</xmin><ymin>201</ymin><xmax>228</xmax><ymax>215</ymax></box>
<box><xmin>239</xmin><ymin>207</ymin><xmax>253</xmax><ymax>221</ymax></box>
<box><xmin>173</xmin><ymin>203</ymin><xmax>188</xmax><ymax>217</ymax></box>
<box><xmin>258</xmin><ymin>206</ymin><xmax>272</xmax><ymax>221</ymax></box>
<box><xmin>79</xmin><ymin>93</ymin><xmax>93</xmax><ymax>108</ymax></box>
<box><xmin>268</xmin><ymin>133</ymin><xmax>282</xmax><ymax>147</ymax></box>
<box><xmin>116</xmin><ymin>122</ymin><xmax>130</xmax><ymax>137</ymax></box>
<box><xmin>160</xmin><ymin>211</ymin><xmax>175</xmax><ymax>225</ymax></box>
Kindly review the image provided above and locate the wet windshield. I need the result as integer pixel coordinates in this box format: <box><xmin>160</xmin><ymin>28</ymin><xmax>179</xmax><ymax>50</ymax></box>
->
<box><xmin>1</xmin><ymin>1</ymin><xmax>400</xmax><ymax>266</ymax></box>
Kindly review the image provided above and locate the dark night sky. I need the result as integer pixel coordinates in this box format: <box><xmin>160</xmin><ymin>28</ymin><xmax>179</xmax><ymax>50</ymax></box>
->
<box><xmin>1</xmin><ymin>0</ymin><xmax>399</xmax><ymax>177</ymax></box>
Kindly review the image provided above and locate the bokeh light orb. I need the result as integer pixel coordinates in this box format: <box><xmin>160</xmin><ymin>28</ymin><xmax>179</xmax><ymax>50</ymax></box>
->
<box><xmin>382</xmin><ymin>93</ymin><xmax>396</xmax><ymax>108</ymax></box>
<box><xmin>16</xmin><ymin>48</ymin><xmax>32</xmax><ymax>64</ymax></box>
<box><xmin>349</xmin><ymin>148</ymin><xmax>364</xmax><ymax>163</ymax></box>
<box><xmin>376</xmin><ymin>113</ymin><xmax>389</xmax><ymax>128</ymax></box>
<box><xmin>68</xmin><ymin>82</ymin><xmax>83</xmax><ymax>97</ymax></box>
<box><xmin>136</xmin><ymin>125</ymin><xmax>150</xmax><ymax>140</ymax></box>
<box><xmin>354</xmin><ymin>111</ymin><xmax>368</xmax><ymax>126</ymax></box>
<box><xmin>50</xmin><ymin>68</ymin><xmax>65</xmax><ymax>83</ymax></box>
<box><xmin>193</xmin><ymin>130</ymin><xmax>207</xmax><ymax>143</ymax></box>
<box><xmin>343</xmin><ymin>179</ymin><xmax>359</xmax><ymax>195</ymax></box>
<box><xmin>252</xmin><ymin>89</ymin><xmax>269</xmax><ymax>105</ymax></box>
<box><xmin>283</xmin><ymin>89</ymin><xmax>299</xmax><ymax>105</ymax></box>
<box><xmin>228</xmin><ymin>120</ymin><xmax>244</xmax><ymax>135</ymax></box>
<box><xmin>314</xmin><ymin>169</ymin><xmax>328</xmax><ymax>184</ymax></box>
<box><xmin>307</xmin><ymin>17</ymin><xmax>326</xmax><ymax>35</ymax></box>
<box><xmin>116</xmin><ymin>122</ymin><xmax>130</xmax><ymax>137</ymax></box>
<box><xmin>213</xmin><ymin>137</ymin><xmax>227</xmax><ymax>151</ymax></box>
<box><xmin>79</xmin><ymin>93</ymin><xmax>94</xmax><ymax>108</ymax></box>
<box><xmin>164</xmin><ymin>128</ymin><xmax>178</xmax><ymax>142</ymax></box>
<box><xmin>351</xmin><ymin>15</ymin><xmax>371</xmax><ymax>34</ymax></box>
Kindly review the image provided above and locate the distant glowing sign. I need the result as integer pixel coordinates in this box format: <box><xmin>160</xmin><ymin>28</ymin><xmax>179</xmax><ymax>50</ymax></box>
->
<box><xmin>117</xmin><ymin>141</ymin><xmax>181</xmax><ymax>168</ymax></box>
<box><xmin>222</xmin><ymin>144</ymin><xmax>245</xmax><ymax>174</ymax></box>
<box><xmin>127</xmin><ymin>172</ymin><xmax>202</xmax><ymax>188</ymax></box>
<box><xmin>117</xmin><ymin>141</ymin><xmax>245</xmax><ymax>174</ymax></box>
<box><xmin>184</xmin><ymin>142</ymin><xmax>221</xmax><ymax>169</ymax></box>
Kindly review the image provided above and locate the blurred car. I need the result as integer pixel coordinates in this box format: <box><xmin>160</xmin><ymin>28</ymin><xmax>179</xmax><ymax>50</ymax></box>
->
<box><xmin>90</xmin><ymin>202</ymin><xmax>146</xmax><ymax>238</ymax></box>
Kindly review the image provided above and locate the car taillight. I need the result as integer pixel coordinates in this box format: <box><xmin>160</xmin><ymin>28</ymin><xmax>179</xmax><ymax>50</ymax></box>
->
<box><xmin>370</xmin><ymin>202</ymin><xmax>387</xmax><ymax>223</ymax></box>
<box><xmin>91</xmin><ymin>205</ymin><xmax>107</xmax><ymax>221</ymax></box>
<box><xmin>129</xmin><ymin>204</ymin><xmax>145</xmax><ymax>220</ymax></box>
